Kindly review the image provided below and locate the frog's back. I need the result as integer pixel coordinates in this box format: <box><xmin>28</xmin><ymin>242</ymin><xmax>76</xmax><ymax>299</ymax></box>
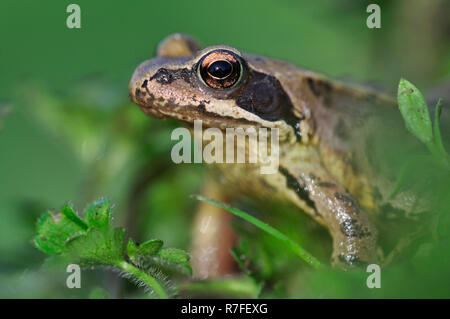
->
<box><xmin>248</xmin><ymin>55</ymin><xmax>430</xmax><ymax>214</ymax></box>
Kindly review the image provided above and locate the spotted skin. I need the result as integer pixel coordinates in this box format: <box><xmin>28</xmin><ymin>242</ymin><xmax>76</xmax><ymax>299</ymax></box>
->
<box><xmin>129</xmin><ymin>34</ymin><xmax>428</xmax><ymax>268</ymax></box>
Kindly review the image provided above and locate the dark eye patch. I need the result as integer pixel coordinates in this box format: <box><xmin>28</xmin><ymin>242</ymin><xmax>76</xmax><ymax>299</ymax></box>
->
<box><xmin>235</xmin><ymin>70</ymin><xmax>302</xmax><ymax>140</ymax></box>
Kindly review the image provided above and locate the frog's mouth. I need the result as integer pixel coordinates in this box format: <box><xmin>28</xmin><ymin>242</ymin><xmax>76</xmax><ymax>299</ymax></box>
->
<box><xmin>133</xmin><ymin>83</ymin><xmax>263</xmax><ymax>130</ymax></box>
<box><xmin>130</xmin><ymin>73</ymin><xmax>299</xmax><ymax>145</ymax></box>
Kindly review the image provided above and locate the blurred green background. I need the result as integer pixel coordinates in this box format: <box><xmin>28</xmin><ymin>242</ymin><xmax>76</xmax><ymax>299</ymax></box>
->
<box><xmin>0</xmin><ymin>0</ymin><xmax>449</xmax><ymax>298</ymax></box>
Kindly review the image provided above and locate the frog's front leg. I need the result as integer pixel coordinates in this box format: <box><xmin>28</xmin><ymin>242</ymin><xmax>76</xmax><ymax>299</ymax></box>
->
<box><xmin>191</xmin><ymin>178</ymin><xmax>237</xmax><ymax>279</ymax></box>
<box><xmin>279</xmin><ymin>165</ymin><xmax>378</xmax><ymax>268</ymax></box>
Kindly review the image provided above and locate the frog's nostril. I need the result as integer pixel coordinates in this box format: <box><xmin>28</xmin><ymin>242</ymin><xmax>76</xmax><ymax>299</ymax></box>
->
<box><xmin>134</xmin><ymin>87</ymin><xmax>147</xmax><ymax>101</ymax></box>
<box><xmin>139</xmin><ymin>79</ymin><xmax>153</xmax><ymax>98</ymax></box>
<box><xmin>130</xmin><ymin>78</ymin><xmax>154</xmax><ymax>106</ymax></box>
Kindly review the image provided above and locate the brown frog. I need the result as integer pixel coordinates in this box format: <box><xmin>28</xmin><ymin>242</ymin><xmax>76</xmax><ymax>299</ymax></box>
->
<box><xmin>129</xmin><ymin>33</ymin><xmax>428</xmax><ymax>272</ymax></box>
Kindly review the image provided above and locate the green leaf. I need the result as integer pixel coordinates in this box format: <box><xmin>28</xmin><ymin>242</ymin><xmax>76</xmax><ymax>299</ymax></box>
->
<box><xmin>65</xmin><ymin>228</ymin><xmax>126</xmax><ymax>265</ymax></box>
<box><xmin>83</xmin><ymin>198</ymin><xmax>111</xmax><ymax>229</ymax></box>
<box><xmin>192</xmin><ymin>195</ymin><xmax>321</xmax><ymax>269</ymax></box>
<box><xmin>61</xmin><ymin>204</ymin><xmax>89</xmax><ymax>230</ymax></box>
<box><xmin>34</xmin><ymin>208</ymin><xmax>87</xmax><ymax>255</ymax></box>
<box><xmin>157</xmin><ymin>248</ymin><xmax>192</xmax><ymax>274</ymax></box>
<box><xmin>397</xmin><ymin>79</ymin><xmax>448</xmax><ymax>167</ymax></box>
<box><xmin>33</xmin><ymin>198</ymin><xmax>177</xmax><ymax>299</ymax></box>
<box><xmin>127</xmin><ymin>238</ymin><xmax>163</xmax><ymax>264</ymax></box>
<box><xmin>398</xmin><ymin>78</ymin><xmax>433</xmax><ymax>145</ymax></box>
<box><xmin>127</xmin><ymin>239</ymin><xmax>192</xmax><ymax>276</ymax></box>
<box><xmin>140</xmin><ymin>239</ymin><xmax>164</xmax><ymax>255</ymax></box>
<box><xmin>126</xmin><ymin>238</ymin><xmax>139</xmax><ymax>261</ymax></box>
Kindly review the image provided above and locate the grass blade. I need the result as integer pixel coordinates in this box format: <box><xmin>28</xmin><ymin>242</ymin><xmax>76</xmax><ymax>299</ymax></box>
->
<box><xmin>433</xmin><ymin>99</ymin><xmax>448</xmax><ymax>164</ymax></box>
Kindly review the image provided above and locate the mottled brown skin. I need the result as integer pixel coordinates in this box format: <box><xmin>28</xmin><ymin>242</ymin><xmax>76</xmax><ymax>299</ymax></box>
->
<box><xmin>129</xmin><ymin>34</ymin><xmax>423</xmax><ymax>268</ymax></box>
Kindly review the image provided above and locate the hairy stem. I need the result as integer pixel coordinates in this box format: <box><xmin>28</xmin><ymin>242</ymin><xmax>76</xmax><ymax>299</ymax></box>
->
<box><xmin>116</xmin><ymin>261</ymin><xmax>169</xmax><ymax>299</ymax></box>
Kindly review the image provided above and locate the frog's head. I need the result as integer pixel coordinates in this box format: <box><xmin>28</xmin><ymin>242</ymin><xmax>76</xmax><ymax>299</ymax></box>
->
<box><xmin>129</xmin><ymin>34</ymin><xmax>302</xmax><ymax>141</ymax></box>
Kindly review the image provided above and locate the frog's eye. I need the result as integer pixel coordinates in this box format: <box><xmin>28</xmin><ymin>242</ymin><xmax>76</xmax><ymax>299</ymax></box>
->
<box><xmin>198</xmin><ymin>50</ymin><xmax>242</xmax><ymax>89</ymax></box>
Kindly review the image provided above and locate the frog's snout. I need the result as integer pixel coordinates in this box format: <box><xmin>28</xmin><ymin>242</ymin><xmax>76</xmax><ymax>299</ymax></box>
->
<box><xmin>129</xmin><ymin>56</ymin><xmax>208</xmax><ymax>121</ymax></box>
<box><xmin>129</xmin><ymin>58</ymin><xmax>171</xmax><ymax>114</ymax></box>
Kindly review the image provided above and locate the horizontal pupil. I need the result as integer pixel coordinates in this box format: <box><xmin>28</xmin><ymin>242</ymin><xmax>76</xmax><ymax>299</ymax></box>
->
<box><xmin>207</xmin><ymin>60</ymin><xmax>232</xmax><ymax>79</ymax></box>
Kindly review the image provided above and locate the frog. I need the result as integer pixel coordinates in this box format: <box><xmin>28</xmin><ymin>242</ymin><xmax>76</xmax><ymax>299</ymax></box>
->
<box><xmin>129</xmin><ymin>33</ymin><xmax>428</xmax><ymax>271</ymax></box>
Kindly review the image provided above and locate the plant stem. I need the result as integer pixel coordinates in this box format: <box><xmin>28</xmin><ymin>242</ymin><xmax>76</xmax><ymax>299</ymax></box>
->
<box><xmin>117</xmin><ymin>261</ymin><xmax>169</xmax><ymax>299</ymax></box>
<box><xmin>425</xmin><ymin>141</ymin><xmax>449</xmax><ymax>169</ymax></box>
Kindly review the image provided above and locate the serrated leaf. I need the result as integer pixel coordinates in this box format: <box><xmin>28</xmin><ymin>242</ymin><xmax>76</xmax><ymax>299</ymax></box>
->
<box><xmin>127</xmin><ymin>239</ymin><xmax>163</xmax><ymax>264</ymax></box>
<box><xmin>65</xmin><ymin>228</ymin><xmax>126</xmax><ymax>265</ymax></box>
<box><xmin>398</xmin><ymin>78</ymin><xmax>433</xmax><ymax>145</ymax></box>
<box><xmin>33</xmin><ymin>198</ymin><xmax>174</xmax><ymax>299</ymax></box>
<box><xmin>157</xmin><ymin>248</ymin><xmax>192</xmax><ymax>275</ymax></box>
<box><xmin>34</xmin><ymin>209</ymin><xmax>87</xmax><ymax>255</ymax></box>
<box><xmin>61</xmin><ymin>204</ymin><xmax>89</xmax><ymax>230</ymax></box>
<box><xmin>83</xmin><ymin>198</ymin><xmax>111</xmax><ymax>229</ymax></box>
